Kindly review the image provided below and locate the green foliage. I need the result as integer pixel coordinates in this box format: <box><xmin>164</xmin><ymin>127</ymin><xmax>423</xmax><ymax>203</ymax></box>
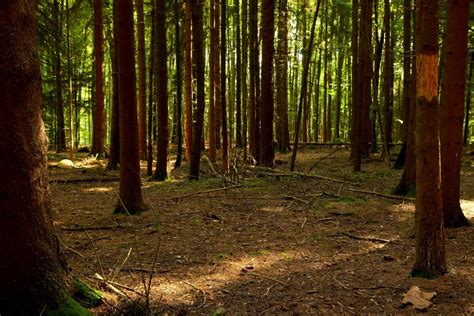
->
<box><xmin>71</xmin><ymin>278</ymin><xmax>103</xmax><ymax>308</ymax></box>
<box><xmin>45</xmin><ymin>294</ymin><xmax>93</xmax><ymax>316</ymax></box>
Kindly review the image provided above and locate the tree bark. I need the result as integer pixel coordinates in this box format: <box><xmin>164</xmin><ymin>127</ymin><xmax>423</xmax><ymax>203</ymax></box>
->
<box><xmin>0</xmin><ymin>2</ymin><xmax>86</xmax><ymax>313</ymax></box>
<box><xmin>382</xmin><ymin>0</ymin><xmax>393</xmax><ymax>157</ymax></box>
<box><xmin>259</xmin><ymin>0</ymin><xmax>275</xmax><ymax>167</ymax></box>
<box><xmin>350</xmin><ymin>0</ymin><xmax>359</xmax><ymax>160</ymax></box>
<box><xmin>184</xmin><ymin>0</ymin><xmax>193</xmax><ymax>161</ymax></box>
<box><xmin>439</xmin><ymin>0</ymin><xmax>471</xmax><ymax>228</ymax></box>
<box><xmin>153</xmin><ymin>0</ymin><xmax>169</xmax><ymax>181</ymax></box>
<box><xmin>53</xmin><ymin>0</ymin><xmax>66</xmax><ymax>152</ymax></box>
<box><xmin>249</xmin><ymin>0</ymin><xmax>259</xmax><ymax>162</ymax></box>
<box><xmin>115</xmin><ymin>0</ymin><xmax>147</xmax><ymax>213</ymax></box>
<box><xmin>235</xmin><ymin>0</ymin><xmax>243</xmax><ymax>148</ymax></box>
<box><xmin>221</xmin><ymin>0</ymin><xmax>229</xmax><ymax>172</ymax></box>
<box><xmin>412</xmin><ymin>0</ymin><xmax>446</xmax><ymax>278</ymax></box>
<box><xmin>108</xmin><ymin>0</ymin><xmax>120</xmax><ymax>170</ymax></box>
<box><xmin>463</xmin><ymin>52</ymin><xmax>474</xmax><ymax>146</ymax></box>
<box><xmin>188</xmin><ymin>0</ymin><xmax>206</xmax><ymax>180</ymax></box>
<box><xmin>136</xmin><ymin>0</ymin><xmax>147</xmax><ymax>160</ymax></box>
<box><xmin>208</xmin><ymin>0</ymin><xmax>217</xmax><ymax>161</ymax></box>
<box><xmin>174</xmin><ymin>0</ymin><xmax>184</xmax><ymax>169</ymax></box>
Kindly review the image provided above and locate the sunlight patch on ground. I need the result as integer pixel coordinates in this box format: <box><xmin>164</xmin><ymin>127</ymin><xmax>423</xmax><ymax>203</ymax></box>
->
<box><xmin>460</xmin><ymin>199</ymin><xmax>474</xmax><ymax>219</ymax></box>
<box><xmin>83</xmin><ymin>186</ymin><xmax>113</xmax><ymax>193</ymax></box>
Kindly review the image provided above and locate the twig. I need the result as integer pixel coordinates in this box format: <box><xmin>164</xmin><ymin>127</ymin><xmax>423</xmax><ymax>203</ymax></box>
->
<box><xmin>172</xmin><ymin>184</ymin><xmax>243</xmax><ymax>201</ymax></box>
<box><xmin>282</xmin><ymin>194</ymin><xmax>309</xmax><ymax>204</ymax></box>
<box><xmin>347</xmin><ymin>188</ymin><xmax>415</xmax><ymax>201</ymax></box>
<box><xmin>93</xmin><ymin>273</ymin><xmax>132</xmax><ymax>298</ymax></box>
<box><xmin>80</xmin><ymin>235</ymin><xmax>110</xmax><ymax>248</ymax></box>
<box><xmin>61</xmin><ymin>224</ymin><xmax>131</xmax><ymax>231</ymax></box>
<box><xmin>307</xmin><ymin>147</ymin><xmax>342</xmax><ymax>173</ymax></box>
<box><xmin>184</xmin><ymin>281</ymin><xmax>207</xmax><ymax>308</ymax></box>
<box><xmin>255</xmin><ymin>171</ymin><xmax>353</xmax><ymax>184</ymax></box>
<box><xmin>331</xmin><ymin>275</ymin><xmax>351</xmax><ymax>291</ymax></box>
<box><xmin>301</xmin><ymin>217</ymin><xmax>307</xmax><ymax>229</ymax></box>
<box><xmin>263</xmin><ymin>284</ymin><xmax>275</xmax><ymax>297</ymax></box>
<box><xmin>240</xmin><ymin>267</ymin><xmax>289</xmax><ymax>286</ymax></box>
<box><xmin>339</xmin><ymin>232</ymin><xmax>391</xmax><ymax>244</ymax></box>
<box><xmin>315</xmin><ymin>217</ymin><xmax>335</xmax><ymax>222</ymax></box>
<box><xmin>60</xmin><ymin>240</ymin><xmax>86</xmax><ymax>259</ymax></box>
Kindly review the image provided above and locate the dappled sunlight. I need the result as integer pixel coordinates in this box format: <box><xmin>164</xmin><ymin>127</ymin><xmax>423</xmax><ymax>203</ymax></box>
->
<box><xmin>83</xmin><ymin>186</ymin><xmax>113</xmax><ymax>193</ymax></box>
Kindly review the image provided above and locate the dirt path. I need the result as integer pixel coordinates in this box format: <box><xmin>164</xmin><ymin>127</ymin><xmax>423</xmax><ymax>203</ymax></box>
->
<box><xmin>50</xmin><ymin>148</ymin><xmax>474</xmax><ymax>314</ymax></box>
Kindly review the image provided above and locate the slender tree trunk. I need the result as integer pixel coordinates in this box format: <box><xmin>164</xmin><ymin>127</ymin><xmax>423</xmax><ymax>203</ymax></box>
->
<box><xmin>334</xmin><ymin>17</ymin><xmax>345</xmax><ymax>141</ymax></box>
<box><xmin>242</xmin><ymin>0</ymin><xmax>248</xmax><ymax>160</ymax></box>
<box><xmin>108</xmin><ymin>0</ymin><xmax>120</xmax><ymax>170</ymax></box>
<box><xmin>412</xmin><ymin>0</ymin><xmax>446</xmax><ymax>278</ymax></box>
<box><xmin>136</xmin><ymin>0</ymin><xmax>147</xmax><ymax>160</ymax></box>
<box><xmin>92</xmin><ymin>0</ymin><xmax>105</xmax><ymax>157</ymax></box>
<box><xmin>235</xmin><ymin>0</ymin><xmax>243</xmax><ymax>148</ymax></box>
<box><xmin>221</xmin><ymin>0</ymin><xmax>229</xmax><ymax>172</ymax></box>
<box><xmin>115</xmin><ymin>0</ymin><xmax>147</xmax><ymax>214</ymax></box>
<box><xmin>382</xmin><ymin>0</ymin><xmax>393</xmax><ymax>157</ymax></box>
<box><xmin>188</xmin><ymin>0</ymin><xmax>205</xmax><ymax>180</ymax></box>
<box><xmin>249</xmin><ymin>0</ymin><xmax>258</xmax><ymax>162</ymax></box>
<box><xmin>208</xmin><ymin>0</ymin><xmax>217</xmax><ymax>161</ymax></box>
<box><xmin>393</xmin><ymin>0</ymin><xmax>412</xmax><ymax>169</ymax></box>
<box><xmin>0</xmin><ymin>2</ymin><xmax>87</xmax><ymax>313</ymax></box>
<box><xmin>350</xmin><ymin>0</ymin><xmax>359</xmax><ymax>159</ymax></box>
<box><xmin>371</xmin><ymin>29</ymin><xmax>383</xmax><ymax>153</ymax></box>
<box><xmin>174</xmin><ymin>0</ymin><xmax>184</xmax><ymax>169</ymax></box>
<box><xmin>53</xmin><ymin>0</ymin><xmax>66</xmax><ymax>152</ymax></box>
<box><xmin>215</xmin><ymin>0</ymin><xmax>222</xmax><ymax>149</ymax></box>
<box><xmin>66</xmin><ymin>0</ymin><xmax>74</xmax><ymax>160</ymax></box>
<box><xmin>153</xmin><ymin>0</ymin><xmax>169</xmax><ymax>181</ymax></box>
<box><xmin>184</xmin><ymin>0</ymin><xmax>193</xmax><ymax>161</ymax></box>
<box><xmin>464</xmin><ymin>52</ymin><xmax>474</xmax><ymax>145</ymax></box>
<box><xmin>290</xmin><ymin>0</ymin><xmax>321</xmax><ymax>171</ymax></box>
<box><xmin>276</xmin><ymin>0</ymin><xmax>290</xmax><ymax>152</ymax></box>
<box><xmin>147</xmin><ymin>1</ymin><xmax>156</xmax><ymax>175</ymax></box>
<box><xmin>439</xmin><ymin>0</ymin><xmax>471</xmax><ymax>228</ymax></box>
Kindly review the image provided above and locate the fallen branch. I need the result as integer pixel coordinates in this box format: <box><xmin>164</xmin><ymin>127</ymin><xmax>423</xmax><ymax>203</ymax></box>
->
<box><xmin>339</xmin><ymin>232</ymin><xmax>391</xmax><ymax>244</ymax></box>
<box><xmin>347</xmin><ymin>189</ymin><xmax>415</xmax><ymax>201</ymax></box>
<box><xmin>172</xmin><ymin>184</ymin><xmax>243</xmax><ymax>201</ymax></box>
<box><xmin>255</xmin><ymin>171</ymin><xmax>353</xmax><ymax>184</ymax></box>
<box><xmin>61</xmin><ymin>224</ymin><xmax>131</xmax><ymax>231</ymax></box>
<box><xmin>307</xmin><ymin>147</ymin><xmax>342</xmax><ymax>173</ymax></box>
<box><xmin>315</xmin><ymin>217</ymin><xmax>335</xmax><ymax>222</ymax></box>
<box><xmin>51</xmin><ymin>177</ymin><xmax>119</xmax><ymax>184</ymax></box>
<box><xmin>281</xmin><ymin>194</ymin><xmax>310</xmax><ymax>204</ymax></box>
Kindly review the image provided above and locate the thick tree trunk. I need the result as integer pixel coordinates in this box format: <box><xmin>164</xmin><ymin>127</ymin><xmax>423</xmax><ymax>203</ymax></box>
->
<box><xmin>136</xmin><ymin>0</ymin><xmax>147</xmax><ymax>160</ymax></box>
<box><xmin>153</xmin><ymin>0</ymin><xmax>169</xmax><ymax>181</ymax></box>
<box><xmin>91</xmin><ymin>0</ymin><xmax>105</xmax><ymax>157</ymax></box>
<box><xmin>184</xmin><ymin>0</ymin><xmax>193</xmax><ymax>160</ymax></box>
<box><xmin>259</xmin><ymin>0</ymin><xmax>275</xmax><ymax>167</ymax></box>
<box><xmin>115</xmin><ymin>0</ymin><xmax>147</xmax><ymax>213</ymax></box>
<box><xmin>412</xmin><ymin>0</ymin><xmax>446</xmax><ymax>278</ymax></box>
<box><xmin>188</xmin><ymin>0</ymin><xmax>205</xmax><ymax>180</ymax></box>
<box><xmin>439</xmin><ymin>0</ymin><xmax>471</xmax><ymax>228</ymax></box>
<box><xmin>0</xmin><ymin>2</ymin><xmax>87</xmax><ymax>313</ymax></box>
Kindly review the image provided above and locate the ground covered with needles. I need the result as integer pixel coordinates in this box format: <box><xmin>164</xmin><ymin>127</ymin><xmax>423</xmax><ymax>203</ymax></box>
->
<box><xmin>49</xmin><ymin>146</ymin><xmax>474</xmax><ymax>315</ymax></box>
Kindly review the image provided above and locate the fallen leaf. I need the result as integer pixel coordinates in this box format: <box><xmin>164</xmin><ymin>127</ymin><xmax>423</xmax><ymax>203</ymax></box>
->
<box><xmin>402</xmin><ymin>286</ymin><xmax>437</xmax><ymax>311</ymax></box>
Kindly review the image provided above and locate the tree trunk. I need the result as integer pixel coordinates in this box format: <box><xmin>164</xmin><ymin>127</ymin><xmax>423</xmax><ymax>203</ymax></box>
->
<box><xmin>259</xmin><ymin>0</ymin><xmax>275</xmax><ymax>167</ymax></box>
<box><xmin>53</xmin><ymin>0</ymin><xmax>66</xmax><ymax>152</ymax></box>
<box><xmin>188</xmin><ymin>0</ymin><xmax>206</xmax><ymax>180</ymax></box>
<box><xmin>184</xmin><ymin>0</ymin><xmax>193</xmax><ymax>160</ymax></box>
<box><xmin>334</xmin><ymin>16</ymin><xmax>346</xmax><ymax>141</ymax></box>
<box><xmin>174</xmin><ymin>0</ymin><xmax>184</xmax><ymax>169</ymax></box>
<box><xmin>412</xmin><ymin>0</ymin><xmax>446</xmax><ymax>278</ymax></box>
<box><xmin>242</xmin><ymin>0</ymin><xmax>248</xmax><ymax>160</ymax></box>
<box><xmin>276</xmin><ymin>0</ymin><xmax>290</xmax><ymax>153</ymax></box>
<box><xmin>147</xmin><ymin>1</ymin><xmax>156</xmax><ymax>175</ymax></box>
<box><xmin>108</xmin><ymin>0</ymin><xmax>120</xmax><ymax>170</ymax></box>
<box><xmin>235</xmin><ymin>0</ymin><xmax>243</xmax><ymax>148</ymax></box>
<box><xmin>0</xmin><ymin>2</ymin><xmax>87</xmax><ymax>313</ymax></box>
<box><xmin>382</xmin><ymin>0</ymin><xmax>393</xmax><ymax>157</ymax></box>
<box><xmin>439</xmin><ymin>0</ymin><xmax>471</xmax><ymax>228</ymax></box>
<box><xmin>350</xmin><ymin>0</ymin><xmax>359</xmax><ymax>160</ymax></box>
<box><xmin>136</xmin><ymin>0</ymin><xmax>147</xmax><ymax>160</ymax></box>
<box><xmin>208</xmin><ymin>0</ymin><xmax>217</xmax><ymax>161</ymax></box>
<box><xmin>66</xmin><ymin>0</ymin><xmax>74</xmax><ymax>160</ymax></box>
<box><xmin>91</xmin><ymin>0</ymin><xmax>105</xmax><ymax>157</ymax></box>
<box><xmin>153</xmin><ymin>0</ymin><xmax>169</xmax><ymax>181</ymax></box>
<box><xmin>290</xmin><ymin>0</ymin><xmax>321</xmax><ymax>172</ymax></box>
<box><xmin>115</xmin><ymin>0</ymin><xmax>147</xmax><ymax>214</ymax></box>
<box><xmin>221</xmin><ymin>0</ymin><xmax>229</xmax><ymax>172</ymax></box>
<box><xmin>249</xmin><ymin>0</ymin><xmax>258</xmax><ymax>162</ymax></box>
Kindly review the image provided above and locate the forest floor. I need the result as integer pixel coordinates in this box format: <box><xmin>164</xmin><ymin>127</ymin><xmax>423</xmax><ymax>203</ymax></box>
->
<box><xmin>48</xmin><ymin>146</ymin><xmax>474</xmax><ymax>315</ymax></box>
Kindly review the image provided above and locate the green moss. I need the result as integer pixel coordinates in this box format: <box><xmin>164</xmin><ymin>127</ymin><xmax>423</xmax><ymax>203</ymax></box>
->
<box><xmin>46</xmin><ymin>295</ymin><xmax>93</xmax><ymax>316</ymax></box>
<box><xmin>71</xmin><ymin>278</ymin><xmax>102</xmax><ymax>308</ymax></box>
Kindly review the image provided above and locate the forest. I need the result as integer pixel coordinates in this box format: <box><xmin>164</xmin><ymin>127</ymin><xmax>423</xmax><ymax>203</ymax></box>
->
<box><xmin>0</xmin><ymin>0</ymin><xmax>474</xmax><ymax>314</ymax></box>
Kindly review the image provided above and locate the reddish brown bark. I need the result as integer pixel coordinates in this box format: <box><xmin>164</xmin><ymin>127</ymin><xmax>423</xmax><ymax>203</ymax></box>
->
<box><xmin>412</xmin><ymin>0</ymin><xmax>446</xmax><ymax>278</ymax></box>
<box><xmin>115</xmin><ymin>0</ymin><xmax>147</xmax><ymax>213</ymax></box>
<box><xmin>350</xmin><ymin>0</ymin><xmax>358</xmax><ymax>160</ymax></box>
<box><xmin>259</xmin><ymin>0</ymin><xmax>275</xmax><ymax>167</ymax></box>
<box><xmin>188</xmin><ymin>0</ymin><xmax>205</xmax><ymax>180</ymax></box>
<box><xmin>136</xmin><ymin>0</ymin><xmax>147</xmax><ymax>160</ymax></box>
<box><xmin>153</xmin><ymin>0</ymin><xmax>169</xmax><ymax>181</ymax></box>
<box><xmin>0</xmin><ymin>2</ymin><xmax>81</xmax><ymax>313</ymax></box>
<box><xmin>221</xmin><ymin>0</ymin><xmax>229</xmax><ymax>172</ymax></box>
<box><xmin>108</xmin><ymin>0</ymin><xmax>120</xmax><ymax>170</ymax></box>
<box><xmin>249</xmin><ymin>0</ymin><xmax>258</xmax><ymax>161</ymax></box>
<box><xmin>91</xmin><ymin>0</ymin><xmax>105</xmax><ymax>156</ymax></box>
<box><xmin>382</xmin><ymin>0</ymin><xmax>393</xmax><ymax>156</ymax></box>
<box><xmin>53</xmin><ymin>0</ymin><xmax>66</xmax><ymax>151</ymax></box>
<box><xmin>439</xmin><ymin>0</ymin><xmax>471</xmax><ymax>228</ymax></box>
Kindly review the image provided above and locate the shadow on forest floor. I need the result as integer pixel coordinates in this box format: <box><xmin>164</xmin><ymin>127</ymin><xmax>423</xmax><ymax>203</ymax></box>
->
<box><xmin>48</xmin><ymin>147</ymin><xmax>474</xmax><ymax>314</ymax></box>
